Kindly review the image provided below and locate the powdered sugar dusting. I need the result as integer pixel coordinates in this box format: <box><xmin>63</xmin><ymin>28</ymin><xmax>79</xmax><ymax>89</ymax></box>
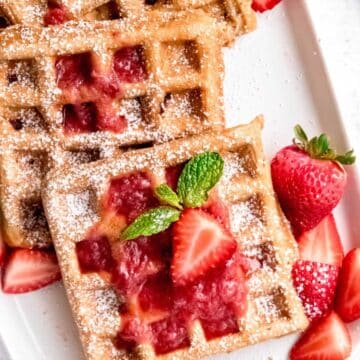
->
<box><xmin>40</xmin><ymin>118</ymin><xmax>307</xmax><ymax>359</ymax></box>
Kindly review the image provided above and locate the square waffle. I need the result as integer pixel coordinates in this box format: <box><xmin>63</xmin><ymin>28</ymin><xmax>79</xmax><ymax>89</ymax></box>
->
<box><xmin>0</xmin><ymin>0</ymin><xmax>256</xmax><ymax>44</ymax></box>
<box><xmin>42</xmin><ymin>117</ymin><xmax>308</xmax><ymax>360</ymax></box>
<box><xmin>0</xmin><ymin>11</ymin><xmax>225</xmax><ymax>247</ymax></box>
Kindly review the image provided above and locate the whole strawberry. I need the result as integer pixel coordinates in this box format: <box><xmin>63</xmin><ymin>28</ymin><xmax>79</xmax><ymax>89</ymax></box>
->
<box><xmin>271</xmin><ymin>125</ymin><xmax>355</xmax><ymax>237</ymax></box>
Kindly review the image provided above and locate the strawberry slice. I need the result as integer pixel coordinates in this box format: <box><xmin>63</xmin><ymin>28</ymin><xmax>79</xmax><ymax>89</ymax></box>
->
<box><xmin>2</xmin><ymin>249</ymin><xmax>61</xmax><ymax>294</ymax></box>
<box><xmin>290</xmin><ymin>311</ymin><xmax>351</xmax><ymax>360</ymax></box>
<box><xmin>0</xmin><ymin>229</ymin><xmax>6</xmax><ymax>267</ymax></box>
<box><xmin>252</xmin><ymin>0</ymin><xmax>282</xmax><ymax>13</ymax></box>
<box><xmin>297</xmin><ymin>214</ymin><xmax>344</xmax><ymax>267</ymax></box>
<box><xmin>171</xmin><ymin>209</ymin><xmax>237</xmax><ymax>285</ymax></box>
<box><xmin>292</xmin><ymin>260</ymin><xmax>339</xmax><ymax>321</ymax></box>
<box><xmin>335</xmin><ymin>248</ymin><xmax>360</xmax><ymax>322</ymax></box>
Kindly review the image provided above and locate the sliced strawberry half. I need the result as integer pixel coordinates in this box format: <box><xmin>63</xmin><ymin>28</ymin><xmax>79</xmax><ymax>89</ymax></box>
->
<box><xmin>290</xmin><ymin>311</ymin><xmax>352</xmax><ymax>360</ymax></box>
<box><xmin>292</xmin><ymin>260</ymin><xmax>339</xmax><ymax>321</ymax></box>
<box><xmin>252</xmin><ymin>0</ymin><xmax>282</xmax><ymax>13</ymax></box>
<box><xmin>335</xmin><ymin>248</ymin><xmax>360</xmax><ymax>322</ymax></box>
<box><xmin>0</xmin><ymin>230</ymin><xmax>6</xmax><ymax>267</ymax></box>
<box><xmin>171</xmin><ymin>209</ymin><xmax>237</xmax><ymax>285</ymax></box>
<box><xmin>297</xmin><ymin>214</ymin><xmax>344</xmax><ymax>267</ymax></box>
<box><xmin>2</xmin><ymin>249</ymin><xmax>61</xmax><ymax>294</ymax></box>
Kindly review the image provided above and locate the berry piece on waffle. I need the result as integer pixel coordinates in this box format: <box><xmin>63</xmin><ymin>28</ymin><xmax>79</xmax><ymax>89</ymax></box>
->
<box><xmin>0</xmin><ymin>0</ymin><xmax>256</xmax><ymax>44</ymax></box>
<box><xmin>292</xmin><ymin>214</ymin><xmax>344</xmax><ymax>321</ymax></box>
<box><xmin>0</xmin><ymin>11</ymin><xmax>225</xmax><ymax>249</ymax></box>
<box><xmin>171</xmin><ymin>208</ymin><xmax>237</xmax><ymax>285</ymax></box>
<box><xmin>42</xmin><ymin>117</ymin><xmax>308</xmax><ymax>360</ymax></box>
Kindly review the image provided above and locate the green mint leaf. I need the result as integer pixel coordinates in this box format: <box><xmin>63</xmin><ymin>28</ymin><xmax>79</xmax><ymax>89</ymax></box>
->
<box><xmin>155</xmin><ymin>184</ymin><xmax>182</xmax><ymax>209</ymax></box>
<box><xmin>121</xmin><ymin>206</ymin><xmax>181</xmax><ymax>241</ymax></box>
<box><xmin>177</xmin><ymin>152</ymin><xmax>224</xmax><ymax>208</ymax></box>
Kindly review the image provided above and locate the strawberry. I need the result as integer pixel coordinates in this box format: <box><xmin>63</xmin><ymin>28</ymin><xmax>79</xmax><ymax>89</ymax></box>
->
<box><xmin>252</xmin><ymin>0</ymin><xmax>282</xmax><ymax>13</ymax></box>
<box><xmin>290</xmin><ymin>311</ymin><xmax>352</xmax><ymax>360</ymax></box>
<box><xmin>335</xmin><ymin>248</ymin><xmax>360</xmax><ymax>322</ymax></box>
<box><xmin>293</xmin><ymin>214</ymin><xmax>344</xmax><ymax>320</ymax></box>
<box><xmin>171</xmin><ymin>209</ymin><xmax>237</xmax><ymax>285</ymax></box>
<box><xmin>2</xmin><ymin>249</ymin><xmax>61</xmax><ymax>294</ymax></box>
<box><xmin>0</xmin><ymin>230</ymin><xmax>6</xmax><ymax>267</ymax></box>
<box><xmin>271</xmin><ymin>125</ymin><xmax>355</xmax><ymax>237</ymax></box>
<box><xmin>297</xmin><ymin>214</ymin><xmax>344</xmax><ymax>267</ymax></box>
<box><xmin>292</xmin><ymin>260</ymin><xmax>339</xmax><ymax>321</ymax></box>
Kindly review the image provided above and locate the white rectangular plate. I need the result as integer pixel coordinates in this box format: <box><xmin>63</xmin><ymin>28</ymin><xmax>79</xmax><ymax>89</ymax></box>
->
<box><xmin>1</xmin><ymin>0</ymin><xmax>359</xmax><ymax>359</ymax></box>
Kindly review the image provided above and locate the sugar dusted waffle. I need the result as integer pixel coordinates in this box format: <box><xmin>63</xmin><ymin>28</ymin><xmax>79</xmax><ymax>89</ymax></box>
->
<box><xmin>42</xmin><ymin>117</ymin><xmax>308</xmax><ymax>360</ymax></box>
<box><xmin>0</xmin><ymin>11</ymin><xmax>225</xmax><ymax>248</ymax></box>
<box><xmin>0</xmin><ymin>0</ymin><xmax>256</xmax><ymax>43</ymax></box>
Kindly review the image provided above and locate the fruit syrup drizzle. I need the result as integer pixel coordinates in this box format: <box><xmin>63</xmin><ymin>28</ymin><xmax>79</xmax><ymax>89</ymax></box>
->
<box><xmin>75</xmin><ymin>163</ymin><xmax>253</xmax><ymax>355</ymax></box>
<box><xmin>56</xmin><ymin>47</ymin><xmax>148</xmax><ymax>134</ymax></box>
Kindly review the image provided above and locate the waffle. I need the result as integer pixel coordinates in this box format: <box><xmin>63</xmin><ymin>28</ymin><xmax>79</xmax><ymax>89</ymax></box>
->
<box><xmin>42</xmin><ymin>117</ymin><xmax>308</xmax><ymax>360</ymax></box>
<box><xmin>0</xmin><ymin>0</ymin><xmax>256</xmax><ymax>44</ymax></box>
<box><xmin>0</xmin><ymin>11</ymin><xmax>225</xmax><ymax>247</ymax></box>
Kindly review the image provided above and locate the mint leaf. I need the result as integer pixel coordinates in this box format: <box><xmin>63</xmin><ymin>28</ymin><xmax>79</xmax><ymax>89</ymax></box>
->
<box><xmin>121</xmin><ymin>206</ymin><xmax>180</xmax><ymax>241</ymax></box>
<box><xmin>177</xmin><ymin>152</ymin><xmax>224</xmax><ymax>208</ymax></box>
<box><xmin>155</xmin><ymin>184</ymin><xmax>182</xmax><ymax>209</ymax></box>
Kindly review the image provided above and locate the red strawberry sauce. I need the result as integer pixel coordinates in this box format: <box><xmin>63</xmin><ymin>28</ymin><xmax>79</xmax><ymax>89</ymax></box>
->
<box><xmin>55</xmin><ymin>47</ymin><xmax>148</xmax><ymax>134</ymax></box>
<box><xmin>44</xmin><ymin>1</ymin><xmax>69</xmax><ymax>26</ymax></box>
<box><xmin>76</xmin><ymin>170</ymin><xmax>248</xmax><ymax>354</ymax></box>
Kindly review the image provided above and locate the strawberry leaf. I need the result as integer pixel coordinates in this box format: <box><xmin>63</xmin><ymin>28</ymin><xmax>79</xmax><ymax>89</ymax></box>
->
<box><xmin>293</xmin><ymin>125</ymin><xmax>356</xmax><ymax>165</ymax></box>
<box><xmin>336</xmin><ymin>150</ymin><xmax>356</xmax><ymax>165</ymax></box>
<box><xmin>177</xmin><ymin>152</ymin><xmax>224</xmax><ymax>208</ymax></box>
<box><xmin>317</xmin><ymin>134</ymin><xmax>329</xmax><ymax>155</ymax></box>
<box><xmin>294</xmin><ymin>124</ymin><xmax>308</xmax><ymax>145</ymax></box>
<box><xmin>121</xmin><ymin>206</ymin><xmax>181</xmax><ymax>241</ymax></box>
<box><xmin>155</xmin><ymin>184</ymin><xmax>182</xmax><ymax>210</ymax></box>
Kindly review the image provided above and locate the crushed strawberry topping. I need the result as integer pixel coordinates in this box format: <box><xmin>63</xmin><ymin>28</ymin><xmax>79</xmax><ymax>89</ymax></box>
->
<box><xmin>56</xmin><ymin>53</ymin><xmax>93</xmax><ymax>95</ymax></box>
<box><xmin>106</xmin><ymin>171</ymin><xmax>159</xmax><ymax>223</ymax></box>
<box><xmin>75</xmin><ymin>168</ymin><xmax>248</xmax><ymax>355</ymax></box>
<box><xmin>55</xmin><ymin>46</ymin><xmax>147</xmax><ymax>134</ymax></box>
<box><xmin>202</xmin><ymin>194</ymin><xmax>231</xmax><ymax>229</ymax></box>
<box><xmin>111</xmin><ymin>232</ymin><xmax>247</xmax><ymax>353</ymax></box>
<box><xmin>111</xmin><ymin>232</ymin><xmax>168</xmax><ymax>295</ymax></box>
<box><xmin>113</xmin><ymin>46</ymin><xmax>148</xmax><ymax>83</ymax></box>
<box><xmin>63</xmin><ymin>103</ymin><xmax>98</xmax><ymax>134</ymax></box>
<box><xmin>76</xmin><ymin>234</ymin><xmax>113</xmax><ymax>273</ymax></box>
<box><xmin>165</xmin><ymin>163</ymin><xmax>185</xmax><ymax>190</ymax></box>
<box><xmin>44</xmin><ymin>1</ymin><xmax>69</xmax><ymax>26</ymax></box>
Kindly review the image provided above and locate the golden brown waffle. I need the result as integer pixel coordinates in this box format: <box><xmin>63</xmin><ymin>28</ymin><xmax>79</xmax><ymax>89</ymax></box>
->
<box><xmin>0</xmin><ymin>0</ymin><xmax>256</xmax><ymax>44</ymax></box>
<box><xmin>0</xmin><ymin>11</ymin><xmax>225</xmax><ymax>247</ymax></box>
<box><xmin>42</xmin><ymin>117</ymin><xmax>308</xmax><ymax>360</ymax></box>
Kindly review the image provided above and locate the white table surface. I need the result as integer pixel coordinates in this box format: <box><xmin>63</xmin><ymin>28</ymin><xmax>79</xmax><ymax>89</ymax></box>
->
<box><xmin>306</xmin><ymin>0</ymin><xmax>360</xmax><ymax>156</ymax></box>
<box><xmin>0</xmin><ymin>1</ymin><xmax>359</xmax><ymax>359</ymax></box>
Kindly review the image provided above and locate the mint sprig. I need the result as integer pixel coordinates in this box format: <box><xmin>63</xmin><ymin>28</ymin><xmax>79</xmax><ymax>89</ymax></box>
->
<box><xmin>177</xmin><ymin>152</ymin><xmax>224</xmax><ymax>208</ymax></box>
<box><xmin>121</xmin><ymin>151</ymin><xmax>224</xmax><ymax>240</ymax></box>
<box><xmin>293</xmin><ymin>125</ymin><xmax>356</xmax><ymax>165</ymax></box>
<box><xmin>155</xmin><ymin>184</ymin><xmax>182</xmax><ymax>210</ymax></box>
<box><xmin>121</xmin><ymin>206</ymin><xmax>181</xmax><ymax>241</ymax></box>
